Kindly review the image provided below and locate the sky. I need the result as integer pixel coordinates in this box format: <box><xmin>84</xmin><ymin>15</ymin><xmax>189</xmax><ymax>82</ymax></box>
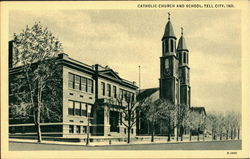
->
<box><xmin>9</xmin><ymin>10</ymin><xmax>241</xmax><ymax>113</ymax></box>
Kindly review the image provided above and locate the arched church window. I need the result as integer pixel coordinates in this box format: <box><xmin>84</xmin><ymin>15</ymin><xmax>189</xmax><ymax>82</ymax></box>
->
<box><xmin>162</xmin><ymin>42</ymin><xmax>164</xmax><ymax>54</ymax></box>
<box><xmin>165</xmin><ymin>59</ymin><xmax>169</xmax><ymax>69</ymax></box>
<box><xmin>179</xmin><ymin>53</ymin><xmax>182</xmax><ymax>64</ymax></box>
<box><xmin>184</xmin><ymin>52</ymin><xmax>186</xmax><ymax>63</ymax></box>
<box><xmin>175</xmin><ymin>80</ymin><xmax>178</xmax><ymax>102</ymax></box>
<box><xmin>174</xmin><ymin>41</ymin><xmax>176</xmax><ymax>52</ymax></box>
<box><xmin>166</xmin><ymin>40</ymin><xmax>169</xmax><ymax>53</ymax></box>
<box><xmin>170</xmin><ymin>39</ymin><xmax>174</xmax><ymax>52</ymax></box>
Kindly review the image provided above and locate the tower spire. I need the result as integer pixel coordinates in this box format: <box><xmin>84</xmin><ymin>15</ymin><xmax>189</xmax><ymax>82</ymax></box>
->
<box><xmin>177</xmin><ymin>27</ymin><xmax>188</xmax><ymax>51</ymax></box>
<box><xmin>162</xmin><ymin>12</ymin><xmax>176</xmax><ymax>40</ymax></box>
<box><xmin>177</xmin><ymin>27</ymin><xmax>191</xmax><ymax>107</ymax></box>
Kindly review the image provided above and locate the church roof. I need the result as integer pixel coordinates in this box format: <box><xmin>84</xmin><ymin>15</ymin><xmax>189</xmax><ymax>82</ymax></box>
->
<box><xmin>137</xmin><ymin>87</ymin><xmax>159</xmax><ymax>101</ymax></box>
<box><xmin>137</xmin><ymin>88</ymin><xmax>207</xmax><ymax>115</ymax></box>
<box><xmin>162</xmin><ymin>21</ymin><xmax>176</xmax><ymax>40</ymax></box>
<box><xmin>177</xmin><ymin>35</ymin><xmax>188</xmax><ymax>51</ymax></box>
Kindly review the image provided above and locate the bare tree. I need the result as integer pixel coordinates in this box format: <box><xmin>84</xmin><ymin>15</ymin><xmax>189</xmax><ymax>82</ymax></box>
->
<box><xmin>140</xmin><ymin>97</ymin><xmax>162</xmax><ymax>142</ymax></box>
<box><xmin>222</xmin><ymin>111</ymin><xmax>241</xmax><ymax>140</ymax></box>
<box><xmin>224</xmin><ymin>112</ymin><xmax>232</xmax><ymax>140</ymax></box>
<box><xmin>9</xmin><ymin>23</ymin><xmax>63</xmax><ymax>142</ymax></box>
<box><xmin>231</xmin><ymin>111</ymin><xmax>241</xmax><ymax>140</ymax></box>
<box><xmin>184</xmin><ymin>110</ymin><xmax>197</xmax><ymax>141</ymax></box>
<box><xmin>177</xmin><ymin>104</ymin><xmax>189</xmax><ymax>141</ymax></box>
<box><xmin>192</xmin><ymin>112</ymin><xmax>205</xmax><ymax>141</ymax></box>
<box><xmin>235</xmin><ymin>112</ymin><xmax>241</xmax><ymax>140</ymax></box>
<box><xmin>217</xmin><ymin>112</ymin><xmax>226</xmax><ymax>140</ymax></box>
<box><xmin>203</xmin><ymin>116</ymin><xmax>209</xmax><ymax>141</ymax></box>
<box><xmin>157</xmin><ymin>99</ymin><xmax>177</xmax><ymax>142</ymax></box>
<box><xmin>206</xmin><ymin>112</ymin><xmax>219</xmax><ymax>140</ymax></box>
<box><xmin>202</xmin><ymin>111</ymin><xmax>241</xmax><ymax>142</ymax></box>
<box><xmin>113</xmin><ymin>93</ymin><xmax>141</xmax><ymax>144</ymax></box>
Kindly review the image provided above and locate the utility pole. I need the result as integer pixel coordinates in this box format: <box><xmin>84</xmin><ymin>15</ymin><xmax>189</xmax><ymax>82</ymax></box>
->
<box><xmin>138</xmin><ymin>65</ymin><xmax>141</xmax><ymax>135</ymax></box>
<box><xmin>139</xmin><ymin>65</ymin><xmax>141</xmax><ymax>93</ymax></box>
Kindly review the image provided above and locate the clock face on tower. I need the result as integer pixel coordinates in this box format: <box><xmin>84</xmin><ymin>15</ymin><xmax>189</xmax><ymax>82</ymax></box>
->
<box><xmin>164</xmin><ymin>68</ymin><xmax>171</xmax><ymax>76</ymax></box>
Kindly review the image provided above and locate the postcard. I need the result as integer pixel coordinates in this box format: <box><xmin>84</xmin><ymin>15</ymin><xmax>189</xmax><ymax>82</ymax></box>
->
<box><xmin>1</xmin><ymin>1</ymin><xmax>249</xmax><ymax>158</ymax></box>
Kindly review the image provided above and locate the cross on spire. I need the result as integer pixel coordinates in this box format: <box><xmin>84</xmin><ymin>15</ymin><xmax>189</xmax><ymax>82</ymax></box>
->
<box><xmin>168</xmin><ymin>12</ymin><xmax>171</xmax><ymax>21</ymax></box>
<box><xmin>181</xmin><ymin>27</ymin><xmax>184</xmax><ymax>36</ymax></box>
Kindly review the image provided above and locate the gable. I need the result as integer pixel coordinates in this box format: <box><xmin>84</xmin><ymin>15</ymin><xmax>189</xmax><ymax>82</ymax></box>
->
<box><xmin>99</xmin><ymin>69</ymin><xmax>121</xmax><ymax>81</ymax></box>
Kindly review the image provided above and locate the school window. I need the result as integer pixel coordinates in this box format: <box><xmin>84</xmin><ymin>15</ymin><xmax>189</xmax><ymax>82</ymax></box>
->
<box><xmin>81</xmin><ymin>103</ymin><xmax>87</xmax><ymax>116</ymax></box>
<box><xmin>68</xmin><ymin>101</ymin><xmax>74</xmax><ymax>115</ymax></box>
<box><xmin>123</xmin><ymin>90</ymin><xmax>127</xmax><ymax>99</ymax></box>
<box><xmin>131</xmin><ymin>128</ymin><xmax>133</xmax><ymax>134</ymax></box>
<box><xmin>75</xmin><ymin>102</ymin><xmax>81</xmax><ymax>116</ymax></box>
<box><xmin>122</xmin><ymin>90</ymin><xmax>125</xmax><ymax>99</ymax></box>
<box><xmin>187</xmin><ymin>53</ymin><xmax>189</xmax><ymax>64</ymax></box>
<box><xmin>128</xmin><ymin>92</ymin><xmax>132</xmax><ymax>99</ymax></box>
<box><xmin>75</xmin><ymin>75</ymin><xmax>81</xmax><ymax>90</ymax></box>
<box><xmin>69</xmin><ymin>125</ymin><xmax>74</xmax><ymax>133</ymax></box>
<box><xmin>68</xmin><ymin>100</ymin><xmax>90</xmax><ymax>117</ymax></box>
<box><xmin>120</xmin><ymin>112</ymin><xmax>122</xmax><ymax>125</ymax></box>
<box><xmin>81</xmin><ymin>77</ymin><xmax>87</xmax><ymax>92</ymax></box>
<box><xmin>124</xmin><ymin>128</ymin><xmax>126</xmax><ymax>134</ymax></box>
<box><xmin>69</xmin><ymin>73</ymin><xmax>74</xmax><ymax>89</ymax></box>
<box><xmin>87</xmin><ymin>79</ymin><xmax>93</xmax><ymax>93</ymax></box>
<box><xmin>87</xmin><ymin>104</ymin><xmax>92</xmax><ymax>116</ymax></box>
<box><xmin>113</xmin><ymin>86</ymin><xmax>117</xmax><ymax>98</ymax></box>
<box><xmin>119</xmin><ymin>88</ymin><xmax>123</xmax><ymax>99</ymax></box>
<box><xmin>82</xmin><ymin>126</ymin><xmax>87</xmax><ymax>133</ymax></box>
<box><xmin>101</xmin><ymin>82</ymin><xmax>105</xmax><ymax>96</ymax></box>
<box><xmin>131</xmin><ymin>93</ymin><xmax>135</xmax><ymax>101</ymax></box>
<box><xmin>68</xmin><ymin>73</ymin><xmax>93</xmax><ymax>94</ymax></box>
<box><xmin>107</xmin><ymin>84</ymin><xmax>111</xmax><ymax>97</ymax></box>
<box><xmin>76</xmin><ymin>126</ymin><xmax>81</xmax><ymax>134</ymax></box>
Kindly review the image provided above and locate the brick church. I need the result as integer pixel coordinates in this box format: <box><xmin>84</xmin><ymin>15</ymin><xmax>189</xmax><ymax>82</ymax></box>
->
<box><xmin>137</xmin><ymin>14</ymin><xmax>206</xmax><ymax>135</ymax></box>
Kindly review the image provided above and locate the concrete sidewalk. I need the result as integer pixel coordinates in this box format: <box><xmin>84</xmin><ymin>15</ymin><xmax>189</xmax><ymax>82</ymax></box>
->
<box><xmin>9</xmin><ymin>137</ymin><xmax>237</xmax><ymax>147</ymax></box>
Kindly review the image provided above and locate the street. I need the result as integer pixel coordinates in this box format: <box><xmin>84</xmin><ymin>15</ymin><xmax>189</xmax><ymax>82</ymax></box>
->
<box><xmin>9</xmin><ymin>140</ymin><xmax>241</xmax><ymax>151</ymax></box>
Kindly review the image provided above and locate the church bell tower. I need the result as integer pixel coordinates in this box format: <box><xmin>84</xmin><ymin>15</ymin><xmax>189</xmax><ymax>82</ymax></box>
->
<box><xmin>177</xmin><ymin>27</ymin><xmax>191</xmax><ymax>107</ymax></box>
<box><xmin>159</xmin><ymin>13</ymin><xmax>179</xmax><ymax>105</ymax></box>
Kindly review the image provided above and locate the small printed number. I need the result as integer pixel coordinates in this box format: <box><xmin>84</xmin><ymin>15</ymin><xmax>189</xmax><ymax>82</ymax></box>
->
<box><xmin>227</xmin><ymin>152</ymin><xmax>237</xmax><ymax>155</ymax></box>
